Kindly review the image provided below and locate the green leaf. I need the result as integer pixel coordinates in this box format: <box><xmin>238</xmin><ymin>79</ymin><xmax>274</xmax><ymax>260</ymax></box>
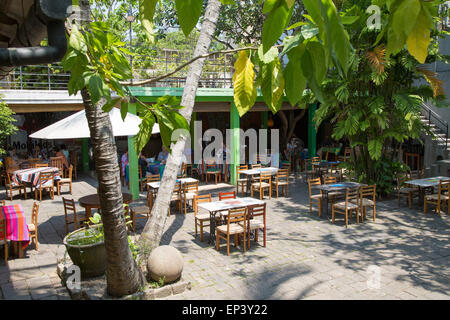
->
<box><xmin>301</xmin><ymin>48</ymin><xmax>325</xmax><ymax>103</ymax></box>
<box><xmin>88</xmin><ymin>75</ymin><xmax>103</xmax><ymax>104</ymax></box>
<box><xmin>120</xmin><ymin>100</ymin><xmax>128</xmax><ymax>121</ymax></box>
<box><xmin>262</xmin><ymin>0</ymin><xmax>293</xmax><ymax>53</ymax></box>
<box><xmin>301</xmin><ymin>24</ymin><xmax>319</xmax><ymax>39</ymax></box>
<box><xmin>306</xmin><ymin>40</ymin><xmax>327</xmax><ymax>83</ymax></box>
<box><xmin>284</xmin><ymin>44</ymin><xmax>306</xmax><ymax>106</ymax></box>
<box><xmin>406</xmin><ymin>5</ymin><xmax>432</xmax><ymax>63</ymax></box>
<box><xmin>139</xmin><ymin>0</ymin><xmax>159</xmax><ymax>43</ymax></box>
<box><xmin>219</xmin><ymin>0</ymin><xmax>235</xmax><ymax>4</ymax></box>
<box><xmin>287</xmin><ymin>21</ymin><xmax>308</xmax><ymax>30</ymax></box>
<box><xmin>135</xmin><ymin>111</ymin><xmax>156</xmax><ymax>155</ymax></box>
<box><xmin>392</xmin><ymin>0</ymin><xmax>421</xmax><ymax>39</ymax></box>
<box><xmin>257</xmin><ymin>46</ymin><xmax>279</xmax><ymax>64</ymax></box>
<box><xmin>175</xmin><ymin>0</ymin><xmax>203</xmax><ymax>36</ymax></box>
<box><xmin>281</xmin><ymin>32</ymin><xmax>303</xmax><ymax>55</ymax></box>
<box><xmin>232</xmin><ymin>50</ymin><xmax>257</xmax><ymax>116</ymax></box>
<box><xmin>102</xmin><ymin>97</ymin><xmax>120</xmax><ymax>113</ymax></box>
<box><xmin>368</xmin><ymin>139</ymin><xmax>382</xmax><ymax>160</ymax></box>
<box><xmin>340</xmin><ymin>15</ymin><xmax>360</xmax><ymax>25</ymax></box>
<box><xmin>260</xmin><ymin>57</ymin><xmax>285</xmax><ymax>114</ymax></box>
<box><xmin>263</xmin><ymin>0</ymin><xmax>279</xmax><ymax>14</ymax></box>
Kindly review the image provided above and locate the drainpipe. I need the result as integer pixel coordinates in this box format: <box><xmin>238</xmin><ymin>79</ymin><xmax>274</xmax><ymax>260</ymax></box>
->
<box><xmin>0</xmin><ymin>0</ymin><xmax>71</xmax><ymax>67</ymax></box>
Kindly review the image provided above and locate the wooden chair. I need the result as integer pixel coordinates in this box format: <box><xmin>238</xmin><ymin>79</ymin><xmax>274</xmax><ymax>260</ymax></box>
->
<box><xmin>143</xmin><ymin>173</ymin><xmax>160</xmax><ymax>192</ymax></box>
<box><xmin>177</xmin><ymin>163</ymin><xmax>188</xmax><ymax>179</ymax></box>
<box><xmin>305</xmin><ymin>157</ymin><xmax>320</xmax><ymax>179</ymax></box>
<box><xmin>329</xmin><ymin>163</ymin><xmax>343</xmax><ymax>182</ymax></box>
<box><xmin>57</xmin><ymin>165</ymin><xmax>73</xmax><ymax>196</ymax></box>
<box><xmin>0</xmin><ymin>218</ymin><xmax>8</xmax><ymax>263</ymax></box>
<box><xmin>251</xmin><ymin>172</ymin><xmax>272</xmax><ymax>200</ymax></box>
<box><xmin>251</xmin><ymin>163</ymin><xmax>262</xmax><ymax>169</ymax></box>
<box><xmin>236</xmin><ymin>165</ymin><xmax>248</xmax><ymax>195</ymax></box>
<box><xmin>256</xmin><ymin>154</ymin><xmax>268</xmax><ymax>166</ymax></box>
<box><xmin>206</xmin><ymin>164</ymin><xmax>221</xmax><ymax>184</ymax></box>
<box><xmin>35</xmin><ymin>163</ymin><xmax>48</xmax><ymax>168</ymax></box>
<box><xmin>219</xmin><ymin>191</ymin><xmax>236</xmax><ymax>201</ymax></box>
<box><xmin>357</xmin><ymin>185</ymin><xmax>377</xmax><ymax>222</ymax></box>
<box><xmin>243</xmin><ymin>203</ymin><xmax>266</xmax><ymax>249</ymax></box>
<box><xmin>191</xmin><ymin>163</ymin><xmax>202</xmax><ymax>181</ymax></box>
<box><xmin>69</xmin><ymin>150</ymin><xmax>78</xmax><ymax>180</ymax></box>
<box><xmin>168</xmin><ymin>182</ymin><xmax>183</xmax><ymax>216</ymax></box>
<box><xmin>50</xmin><ymin>156</ymin><xmax>65</xmax><ymax>178</ymax></box>
<box><xmin>193</xmin><ymin>194</ymin><xmax>212</xmax><ymax>242</ymax></box>
<box><xmin>28</xmin><ymin>158</ymin><xmax>41</xmax><ymax>168</ymax></box>
<box><xmin>308</xmin><ymin>178</ymin><xmax>322</xmax><ymax>216</ymax></box>
<box><xmin>216</xmin><ymin>207</ymin><xmax>247</xmax><ymax>256</ymax></box>
<box><xmin>281</xmin><ymin>162</ymin><xmax>291</xmax><ymax>172</ymax></box>
<box><xmin>4</xmin><ymin>171</ymin><xmax>27</xmax><ymax>201</ymax></box>
<box><xmin>62</xmin><ymin>197</ymin><xmax>88</xmax><ymax>234</ymax></box>
<box><xmin>322</xmin><ymin>176</ymin><xmax>341</xmax><ymax>206</ymax></box>
<box><xmin>272</xmin><ymin>168</ymin><xmax>289</xmax><ymax>198</ymax></box>
<box><xmin>331</xmin><ymin>188</ymin><xmax>360</xmax><ymax>228</ymax></box>
<box><xmin>182</xmin><ymin>181</ymin><xmax>199</xmax><ymax>215</ymax></box>
<box><xmin>27</xmin><ymin>202</ymin><xmax>39</xmax><ymax>251</ymax></box>
<box><xmin>397</xmin><ymin>174</ymin><xmax>419</xmax><ymax>208</ymax></box>
<box><xmin>129</xmin><ymin>190</ymin><xmax>153</xmax><ymax>232</ymax></box>
<box><xmin>34</xmin><ymin>171</ymin><xmax>55</xmax><ymax>201</ymax></box>
<box><xmin>424</xmin><ymin>180</ymin><xmax>450</xmax><ymax>215</ymax></box>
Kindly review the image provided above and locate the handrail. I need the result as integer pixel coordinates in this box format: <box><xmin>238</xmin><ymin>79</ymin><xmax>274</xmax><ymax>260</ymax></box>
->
<box><xmin>422</xmin><ymin>102</ymin><xmax>449</xmax><ymax>150</ymax></box>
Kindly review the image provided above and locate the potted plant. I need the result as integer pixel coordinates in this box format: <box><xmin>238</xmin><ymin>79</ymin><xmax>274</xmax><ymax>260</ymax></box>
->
<box><xmin>63</xmin><ymin>213</ymin><xmax>107</xmax><ymax>279</ymax></box>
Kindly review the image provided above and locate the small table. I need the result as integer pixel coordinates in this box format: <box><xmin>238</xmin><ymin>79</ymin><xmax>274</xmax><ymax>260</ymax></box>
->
<box><xmin>313</xmin><ymin>182</ymin><xmax>366</xmax><ymax>217</ymax></box>
<box><xmin>313</xmin><ymin>161</ymin><xmax>340</xmax><ymax>180</ymax></box>
<box><xmin>147</xmin><ymin>178</ymin><xmax>199</xmax><ymax>190</ymax></box>
<box><xmin>197</xmin><ymin>197</ymin><xmax>265</xmax><ymax>244</ymax></box>
<box><xmin>79</xmin><ymin>193</ymin><xmax>133</xmax><ymax>218</ymax></box>
<box><xmin>0</xmin><ymin>204</ymin><xmax>30</xmax><ymax>258</ymax></box>
<box><xmin>239</xmin><ymin>167</ymin><xmax>279</xmax><ymax>196</ymax></box>
<box><xmin>405</xmin><ymin>176</ymin><xmax>450</xmax><ymax>204</ymax></box>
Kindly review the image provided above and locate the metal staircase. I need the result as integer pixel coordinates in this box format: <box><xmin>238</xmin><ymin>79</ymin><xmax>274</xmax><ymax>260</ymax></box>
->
<box><xmin>420</xmin><ymin>103</ymin><xmax>449</xmax><ymax>159</ymax></box>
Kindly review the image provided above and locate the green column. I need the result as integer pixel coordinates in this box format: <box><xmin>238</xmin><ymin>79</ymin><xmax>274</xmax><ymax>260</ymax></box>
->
<box><xmin>308</xmin><ymin>103</ymin><xmax>317</xmax><ymax>158</ymax></box>
<box><xmin>127</xmin><ymin>103</ymin><xmax>140</xmax><ymax>199</ymax></box>
<box><xmin>230</xmin><ymin>102</ymin><xmax>240</xmax><ymax>185</ymax></box>
<box><xmin>262</xmin><ymin>111</ymin><xmax>268</xmax><ymax>129</ymax></box>
<box><xmin>82</xmin><ymin>138</ymin><xmax>90</xmax><ymax>172</ymax></box>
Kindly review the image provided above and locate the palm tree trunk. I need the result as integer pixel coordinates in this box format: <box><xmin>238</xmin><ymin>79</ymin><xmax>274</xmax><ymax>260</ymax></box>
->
<box><xmin>81</xmin><ymin>90</ymin><xmax>145</xmax><ymax>297</ymax></box>
<box><xmin>78</xmin><ymin>0</ymin><xmax>145</xmax><ymax>297</ymax></box>
<box><xmin>138</xmin><ymin>0</ymin><xmax>222</xmax><ymax>257</ymax></box>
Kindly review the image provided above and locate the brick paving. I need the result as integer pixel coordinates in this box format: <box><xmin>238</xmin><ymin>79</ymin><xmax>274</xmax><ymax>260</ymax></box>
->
<box><xmin>0</xmin><ymin>173</ymin><xmax>449</xmax><ymax>300</ymax></box>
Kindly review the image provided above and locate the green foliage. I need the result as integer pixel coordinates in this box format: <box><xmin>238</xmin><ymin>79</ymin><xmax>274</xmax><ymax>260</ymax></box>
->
<box><xmin>0</xmin><ymin>96</ymin><xmax>17</xmax><ymax>156</ymax></box>
<box><xmin>175</xmin><ymin>0</ymin><xmax>204</xmax><ymax>36</ymax></box>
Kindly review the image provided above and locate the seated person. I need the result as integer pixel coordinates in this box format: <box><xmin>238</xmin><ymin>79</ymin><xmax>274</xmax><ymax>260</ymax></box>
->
<box><xmin>138</xmin><ymin>153</ymin><xmax>149</xmax><ymax>177</ymax></box>
<box><xmin>54</xmin><ymin>146</ymin><xmax>69</xmax><ymax>169</ymax></box>
<box><xmin>157</xmin><ymin>146</ymin><xmax>169</xmax><ymax>164</ymax></box>
<box><xmin>150</xmin><ymin>146</ymin><xmax>169</xmax><ymax>175</ymax></box>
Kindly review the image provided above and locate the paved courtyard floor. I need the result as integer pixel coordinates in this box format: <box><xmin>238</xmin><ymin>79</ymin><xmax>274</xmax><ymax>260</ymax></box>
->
<box><xmin>0</xmin><ymin>173</ymin><xmax>449</xmax><ymax>300</ymax></box>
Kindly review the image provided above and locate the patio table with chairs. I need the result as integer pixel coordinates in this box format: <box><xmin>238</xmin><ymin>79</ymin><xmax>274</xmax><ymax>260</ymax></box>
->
<box><xmin>196</xmin><ymin>197</ymin><xmax>265</xmax><ymax>245</ymax></box>
<box><xmin>404</xmin><ymin>176</ymin><xmax>450</xmax><ymax>204</ymax></box>
<box><xmin>239</xmin><ymin>167</ymin><xmax>279</xmax><ymax>196</ymax></box>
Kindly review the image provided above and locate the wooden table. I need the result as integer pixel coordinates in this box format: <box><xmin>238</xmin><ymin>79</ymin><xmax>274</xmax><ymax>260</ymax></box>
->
<box><xmin>313</xmin><ymin>182</ymin><xmax>366</xmax><ymax>217</ymax></box>
<box><xmin>79</xmin><ymin>193</ymin><xmax>133</xmax><ymax>218</ymax></box>
<box><xmin>239</xmin><ymin>167</ymin><xmax>279</xmax><ymax>196</ymax></box>
<box><xmin>405</xmin><ymin>176</ymin><xmax>450</xmax><ymax>204</ymax></box>
<box><xmin>197</xmin><ymin>197</ymin><xmax>265</xmax><ymax>244</ymax></box>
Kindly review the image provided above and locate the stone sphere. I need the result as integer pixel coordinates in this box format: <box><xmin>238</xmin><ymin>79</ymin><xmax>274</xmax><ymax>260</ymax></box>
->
<box><xmin>147</xmin><ymin>245</ymin><xmax>184</xmax><ymax>284</ymax></box>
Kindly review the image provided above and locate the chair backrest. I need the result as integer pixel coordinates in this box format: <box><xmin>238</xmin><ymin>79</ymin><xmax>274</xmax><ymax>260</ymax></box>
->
<box><xmin>173</xmin><ymin>181</ymin><xmax>183</xmax><ymax>195</ymax></box>
<box><xmin>256</xmin><ymin>154</ymin><xmax>267</xmax><ymax>165</ymax></box>
<box><xmin>50</xmin><ymin>156</ymin><xmax>64</xmax><ymax>176</ymax></box>
<box><xmin>38</xmin><ymin>172</ymin><xmax>54</xmax><ymax>188</ymax></box>
<box><xmin>359</xmin><ymin>185</ymin><xmax>376</xmax><ymax>204</ymax></box>
<box><xmin>28</xmin><ymin>158</ymin><xmax>40</xmax><ymax>167</ymax></box>
<box><xmin>31</xmin><ymin>202</ymin><xmax>39</xmax><ymax>226</ymax></box>
<box><xmin>276</xmin><ymin>169</ymin><xmax>289</xmax><ymax>182</ymax></box>
<box><xmin>251</xmin><ymin>163</ymin><xmax>262</xmax><ymax>169</ymax></box>
<box><xmin>247</xmin><ymin>203</ymin><xmax>266</xmax><ymax>222</ymax></box>
<box><xmin>35</xmin><ymin>163</ymin><xmax>49</xmax><ymax>168</ymax></box>
<box><xmin>260</xmin><ymin>172</ymin><xmax>272</xmax><ymax>183</ymax></box>
<box><xmin>397</xmin><ymin>172</ymin><xmax>412</xmax><ymax>189</ymax></box>
<box><xmin>438</xmin><ymin>180</ymin><xmax>450</xmax><ymax>199</ymax></box>
<box><xmin>184</xmin><ymin>181</ymin><xmax>199</xmax><ymax>194</ymax></box>
<box><xmin>281</xmin><ymin>162</ymin><xmax>290</xmax><ymax>171</ymax></box>
<box><xmin>345</xmin><ymin>188</ymin><xmax>359</xmax><ymax>208</ymax></box>
<box><xmin>219</xmin><ymin>191</ymin><xmax>236</xmax><ymax>200</ymax></box>
<box><xmin>206</xmin><ymin>164</ymin><xmax>219</xmax><ymax>171</ymax></box>
<box><xmin>62</xmin><ymin>197</ymin><xmax>76</xmax><ymax>217</ymax></box>
<box><xmin>227</xmin><ymin>207</ymin><xmax>247</xmax><ymax>229</ymax></box>
<box><xmin>324</xmin><ymin>176</ymin><xmax>337</xmax><ymax>184</ymax></box>
<box><xmin>146</xmin><ymin>174</ymin><xmax>160</xmax><ymax>183</ymax></box>
<box><xmin>237</xmin><ymin>165</ymin><xmax>248</xmax><ymax>179</ymax></box>
<box><xmin>194</xmin><ymin>194</ymin><xmax>212</xmax><ymax>216</ymax></box>
<box><xmin>308</xmin><ymin>178</ymin><xmax>321</xmax><ymax>197</ymax></box>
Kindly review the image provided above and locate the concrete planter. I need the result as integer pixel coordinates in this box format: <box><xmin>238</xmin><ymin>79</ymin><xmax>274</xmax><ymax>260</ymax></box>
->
<box><xmin>63</xmin><ymin>225</ymin><xmax>107</xmax><ymax>279</ymax></box>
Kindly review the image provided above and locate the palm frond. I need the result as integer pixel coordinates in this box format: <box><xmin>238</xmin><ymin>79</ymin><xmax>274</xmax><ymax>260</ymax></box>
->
<box><xmin>416</xmin><ymin>67</ymin><xmax>445</xmax><ymax>98</ymax></box>
<box><xmin>366</xmin><ymin>44</ymin><xmax>386</xmax><ymax>74</ymax></box>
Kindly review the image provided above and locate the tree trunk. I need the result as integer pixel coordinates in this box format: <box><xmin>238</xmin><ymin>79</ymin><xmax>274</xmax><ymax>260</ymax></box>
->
<box><xmin>138</xmin><ymin>0</ymin><xmax>222</xmax><ymax>257</ymax></box>
<box><xmin>79</xmin><ymin>0</ymin><xmax>145</xmax><ymax>297</ymax></box>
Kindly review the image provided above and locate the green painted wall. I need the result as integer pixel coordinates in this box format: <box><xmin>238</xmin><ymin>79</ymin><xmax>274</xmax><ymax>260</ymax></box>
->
<box><xmin>127</xmin><ymin>103</ymin><xmax>140</xmax><ymax>199</ymax></box>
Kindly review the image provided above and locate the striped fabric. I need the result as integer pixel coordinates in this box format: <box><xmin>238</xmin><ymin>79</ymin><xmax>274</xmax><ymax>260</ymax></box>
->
<box><xmin>11</xmin><ymin>167</ymin><xmax>60</xmax><ymax>187</ymax></box>
<box><xmin>0</xmin><ymin>204</ymin><xmax>30</xmax><ymax>249</ymax></box>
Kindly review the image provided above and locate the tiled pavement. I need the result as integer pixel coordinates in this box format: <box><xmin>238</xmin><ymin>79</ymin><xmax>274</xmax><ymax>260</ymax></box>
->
<box><xmin>0</xmin><ymin>173</ymin><xmax>449</xmax><ymax>300</ymax></box>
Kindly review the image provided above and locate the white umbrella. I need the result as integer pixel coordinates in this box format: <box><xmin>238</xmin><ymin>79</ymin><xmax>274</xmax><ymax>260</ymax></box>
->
<box><xmin>29</xmin><ymin>107</ymin><xmax>160</xmax><ymax>139</ymax></box>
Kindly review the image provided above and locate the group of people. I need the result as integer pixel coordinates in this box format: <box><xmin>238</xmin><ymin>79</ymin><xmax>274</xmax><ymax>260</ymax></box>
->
<box><xmin>2</xmin><ymin>144</ymin><xmax>71</xmax><ymax>171</ymax></box>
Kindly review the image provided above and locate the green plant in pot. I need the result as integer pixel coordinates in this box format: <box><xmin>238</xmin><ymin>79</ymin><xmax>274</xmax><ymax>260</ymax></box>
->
<box><xmin>63</xmin><ymin>213</ymin><xmax>107</xmax><ymax>279</ymax></box>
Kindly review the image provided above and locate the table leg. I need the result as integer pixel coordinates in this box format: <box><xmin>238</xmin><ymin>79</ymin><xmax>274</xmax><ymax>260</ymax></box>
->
<box><xmin>209</xmin><ymin>211</ymin><xmax>217</xmax><ymax>245</ymax></box>
<box><xmin>322</xmin><ymin>192</ymin><xmax>329</xmax><ymax>218</ymax></box>
<box><xmin>86</xmin><ymin>207</ymin><xmax>92</xmax><ymax>219</ymax></box>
